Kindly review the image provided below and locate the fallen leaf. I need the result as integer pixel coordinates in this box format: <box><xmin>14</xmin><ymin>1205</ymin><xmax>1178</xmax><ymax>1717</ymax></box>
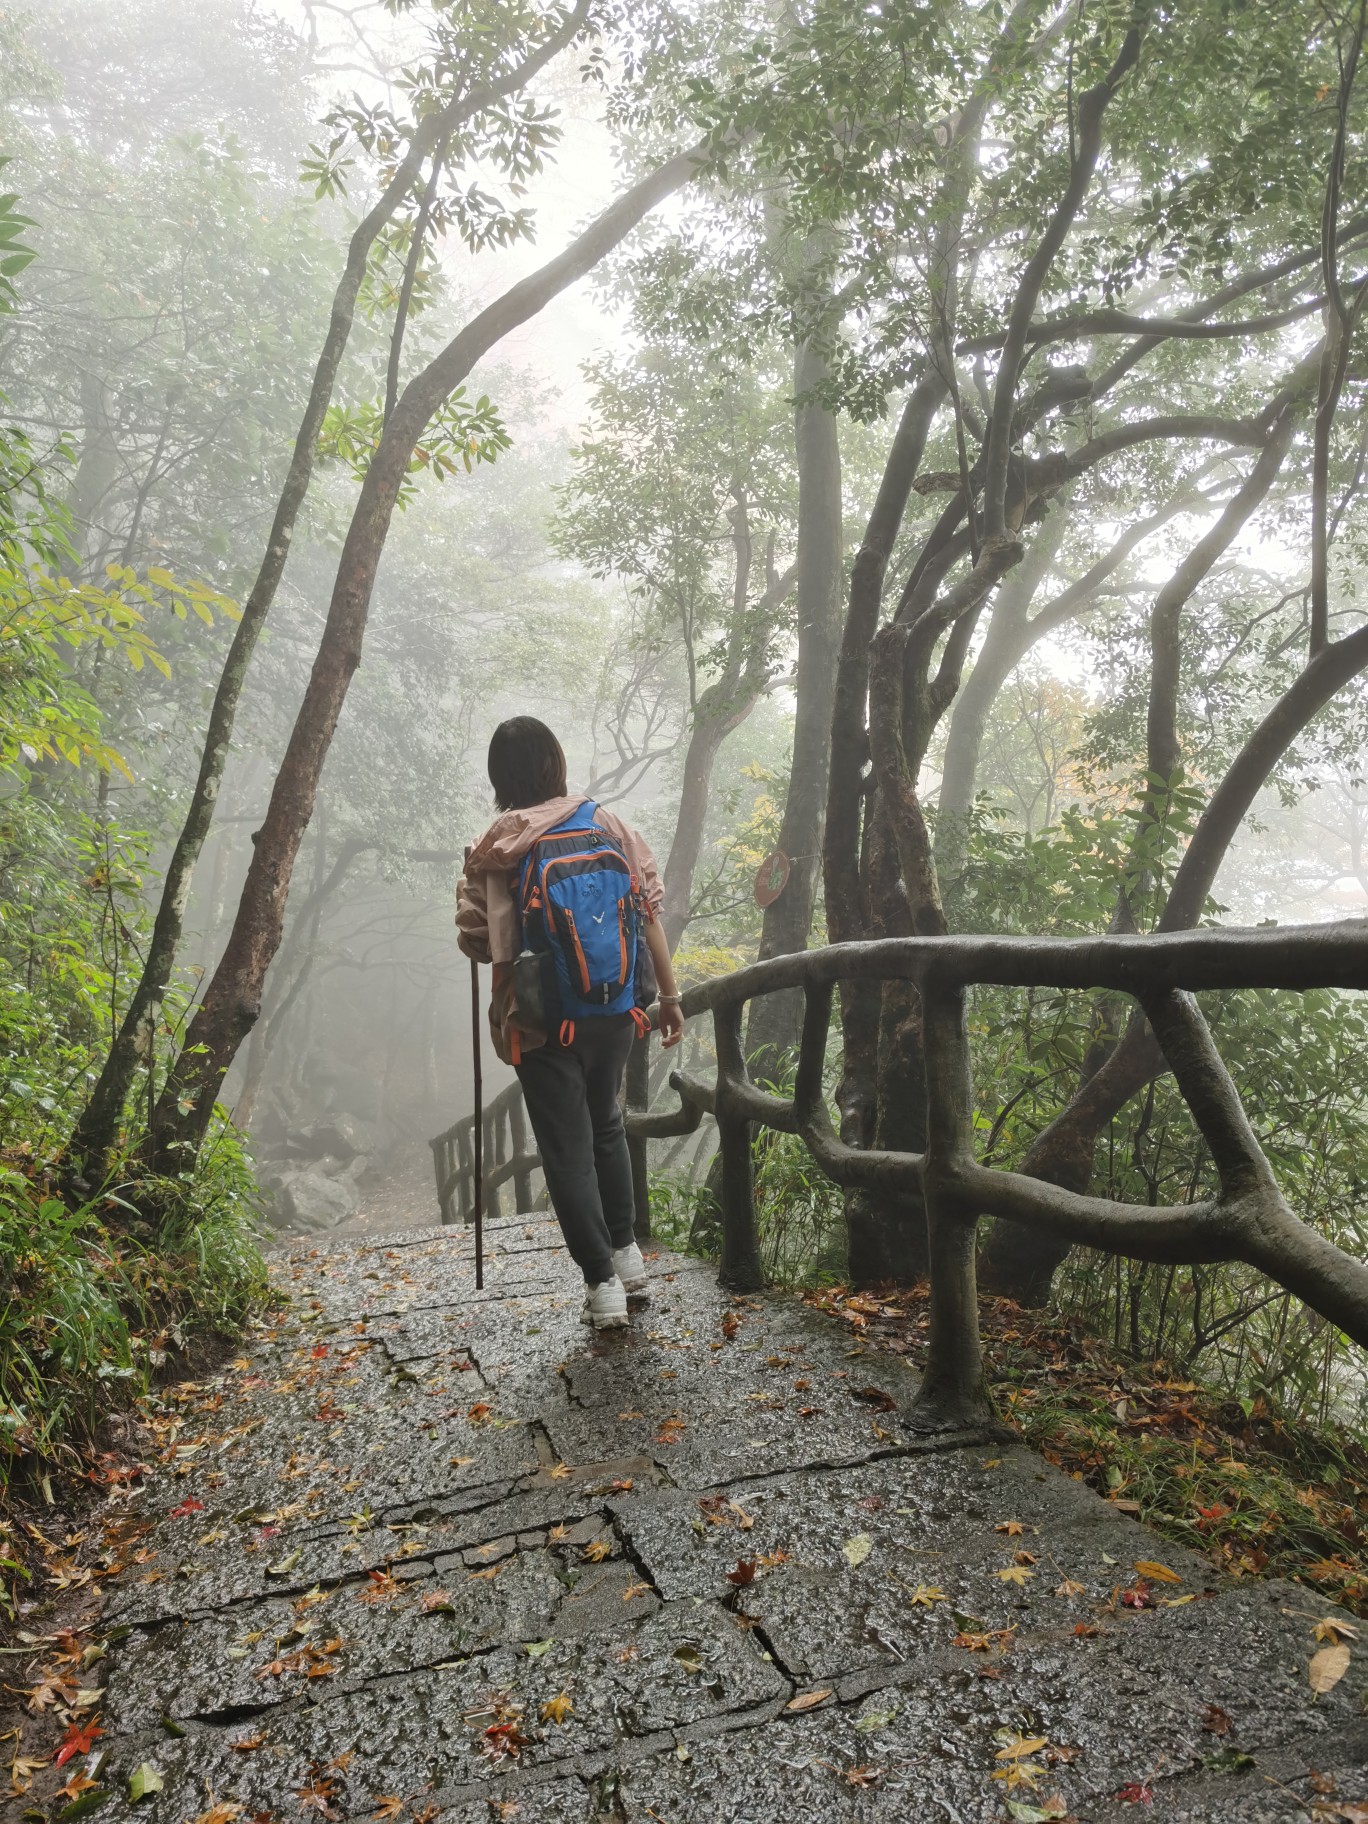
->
<box><xmin>1054</xmin><ymin>1578</ymin><xmax>1086</xmax><ymax>1598</ymax></box>
<box><xmin>230</xmin><ymin>1732</ymin><xmax>267</xmax><ymax>1752</ymax></box>
<box><xmin>191</xmin><ymin>1806</ymin><xmax>244</xmax><ymax>1824</ymax></box>
<box><xmin>1133</xmin><ymin>1560</ymin><xmax>1181</xmax><ymax>1585</ymax></box>
<box><xmin>525</xmin><ymin>1639</ymin><xmax>554</xmax><ymax>1658</ymax></box>
<box><xmin>997</xmin><ymin>1564</ymin><xmax>1035</xmax><ymax>1585</ymax></box>
<box><xmin>996</xmin><ymin>1734</ymin><xmax>1050</xmax><ymax>1761</ymax></box>
<box><xmin>549</xmin><ymin>1463</ymin><xmax>573</xmax><ymax>1480</ymax></box>
<box><xmin>850</xmin><ymin>1385</ymin><xmax>896</xmax><ymax>1411</ymax></box>
<box><xmin>786</xmin><ymin>1688</ymin><xmax>833</xmax><ymax>1712</ymax></box>
<box><xmin>540</xmin><ymin>1691</ymin><xmax>573</xmax><ymax>1726</ymax></box>
<box><xmin>842</xmin><ymin>1533</ymin><xmax>873</xmax><ymax>1568</ymax></box>
<box><xmin>854</xmin><ymin>1702</ymin><xmax>899</xmax><ymax>1733</ymax></box>
<box><xmin>726</xmin><ymin>1559</ymin><xmax>757</xmax><ymax>1587</ymax></box>
<box><xmin>168</xmin><ymin>1498</ymin><xmax>205</xmax><ymax>1520</ymax></box>
<box><xmin>996</xmin><ymin>1520</ymin><xmax>1026</xmax><ymax>1536</ymax></box>
<box><xmin>8</xmin><ymin>1755</ymin><xmax>48</xmax><ymax>1795</ymax></box>
<box><xmin>1313</xmin><ymin>1616</ymin><xmax>1359</xmax><ymax>1643</ymax></box>
<box><xmin>129</xmin><ymin>1763</ymin><xmax>164</xmax><ymax>1802</ymax></box>
<box><xmin>371</xmin><ymin>1800</ymin><xmax>403</xmax><ymax>1821</ymax></box>
<box><xmin>55</xmin><ymin>1717</ymin><xmax>104</xmax><ymax>1767</ymax></box>
<box><xmin>844</xmin><ymin>1765</ymin><xmax>883</xmax><ymax>1787</ymax></box>
<box><xmin>1114</xmin><ymin>1783</ymin><xmax>1153</xmax><ymax>1803</ymax></box>
<box><xmin>1200</xmin><ymin>1703</ymin><xmax>1232</xmax><ymax>1736</ymax></box>
<box><xmin>1308</xmin><ymin>1641</ymin><xmax>1350</xmax><ymax>1695</ymax></box>
<box><xmin>55</xmin><ymin>1771</ymin><xmax>100</xmax><ymax>1803</ymax></box>
<box><xmin>905</xmin><ymin>1583</ymin><xmax>944</xmax><ymax>1607</ymax></box>
<box><xmin>622</xmin><ymin>1581</ymin><xmax>651</xmax><ymax>1601</ymax></box>
<box><xmin>419</xmin><ymin>1590</ymin><xmax>453</xmax><ymax>1614</ymax></box>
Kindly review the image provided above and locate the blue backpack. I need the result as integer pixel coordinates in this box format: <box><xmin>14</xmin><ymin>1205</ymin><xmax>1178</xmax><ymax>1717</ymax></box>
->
<box><xmin>515</xmin><ymin>802</ymin><xmax>652</xmax><ymax>1043</ymax></box>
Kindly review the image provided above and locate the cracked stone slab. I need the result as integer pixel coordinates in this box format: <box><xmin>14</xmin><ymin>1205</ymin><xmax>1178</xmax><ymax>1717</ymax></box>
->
<box><xmin>544</xmin><ymin>1288</ymin><xmax>936</xmax><ymax>1487</ymax></box>
<box><xmin>103</xmin><ymin>1457</ymin><xmax>670</xmax><ymax>1628</ymax></box>
<box><xmin>608</xmin><ymin>1444</ymin><xmax>1132</xmax><ymax>1604</ymax></box>
<box><xmin>93</xmin><ymin>1598</ymin><xmax>785</xmax><ymax>1824</ymax></box>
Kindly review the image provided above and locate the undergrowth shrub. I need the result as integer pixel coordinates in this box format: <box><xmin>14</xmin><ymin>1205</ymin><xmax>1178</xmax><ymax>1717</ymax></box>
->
<box><xmin>0</xmin><ymin>1119</ymin><xmax>268</xmax><ymax>1504</ymax></box>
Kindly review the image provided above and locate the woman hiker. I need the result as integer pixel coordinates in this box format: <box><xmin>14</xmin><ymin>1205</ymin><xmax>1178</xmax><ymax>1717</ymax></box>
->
<box><xmin>456</xmin><ymin>717</ymin><xmax>684</xmax><ymax>1329</ymax></box>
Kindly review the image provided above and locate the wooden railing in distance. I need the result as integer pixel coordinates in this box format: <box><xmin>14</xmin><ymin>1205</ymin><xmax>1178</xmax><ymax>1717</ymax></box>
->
<box><xmin>432</xmin><ymin>921</ymin><xmax>1368</xmax><ymax>1433</ymax></box>
<box><xmin>430</xmin><ymin>1078</ymin><xmax>540</xmax><ymax>1227</ymax></box>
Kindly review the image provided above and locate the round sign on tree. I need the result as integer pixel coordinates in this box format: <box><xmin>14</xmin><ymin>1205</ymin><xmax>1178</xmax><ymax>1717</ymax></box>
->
<box><xmin>754</xmin><ymin>848</ymin><xmax>790</xmax><ymax>907</ymax></box>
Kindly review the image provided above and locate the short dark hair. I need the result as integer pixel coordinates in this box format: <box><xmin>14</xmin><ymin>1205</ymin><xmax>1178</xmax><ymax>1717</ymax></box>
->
<box><xmin>487</xmin><ymin>716</ymin><xmax>568</xmax><ymax>811</ymax></box>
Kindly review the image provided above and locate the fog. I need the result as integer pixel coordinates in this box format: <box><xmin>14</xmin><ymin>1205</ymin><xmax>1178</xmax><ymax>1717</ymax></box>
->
<box><xmin>5</xmin><ymin>0</ymin><xmax>1367</xmax><ymax>1299</ymax></box>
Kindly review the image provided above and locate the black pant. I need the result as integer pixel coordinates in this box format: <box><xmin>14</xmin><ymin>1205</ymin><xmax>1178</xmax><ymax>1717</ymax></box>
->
<box><xmin>515</xmin><ymin>1015</ymin><xmax>636</xmax><ymax>1284</ymax></box>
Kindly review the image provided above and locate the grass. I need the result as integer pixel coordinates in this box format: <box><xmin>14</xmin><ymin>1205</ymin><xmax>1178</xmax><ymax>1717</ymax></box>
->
<box><xmin>0</xmin><ymin>1141</ymin><xmax>271</xmax><ymax>1619</ymax></box>
<box><xmin>805</xmin><ymin>1282</ymin><xmax>1368</xmax><ymax>1619</ymax></box>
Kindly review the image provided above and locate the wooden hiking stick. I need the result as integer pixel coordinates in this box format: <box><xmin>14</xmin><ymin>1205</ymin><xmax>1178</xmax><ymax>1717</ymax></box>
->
<box><xmin>470</xmin><ymin>951</ymin><xmax>484</xmax><ymax>1290</ymax></box>
<box><xmin>464</xmin><ymin>839</ymin><xmax>484</xmax><ymax>1292</ymax></box>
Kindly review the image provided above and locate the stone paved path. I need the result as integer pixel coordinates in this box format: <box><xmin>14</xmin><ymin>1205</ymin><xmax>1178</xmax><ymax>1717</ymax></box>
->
<box><xmin>89</xmin><ymin>1215</ymin><xmax>1366</xmax><ymax>1823</ymax></box>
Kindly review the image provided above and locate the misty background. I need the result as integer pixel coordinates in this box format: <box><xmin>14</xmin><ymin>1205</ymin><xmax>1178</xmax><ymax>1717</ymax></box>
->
<box><xmin>6</xmin><ymin>0</ymin><xmax>1367</xmax><ymax>1239</ymax></box>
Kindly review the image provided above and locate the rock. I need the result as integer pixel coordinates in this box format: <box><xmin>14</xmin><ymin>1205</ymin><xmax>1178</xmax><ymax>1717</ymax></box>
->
<box><xmin>277</xmin><ymin>1170</ymin><xmax>359</xmax><ymax>1233</ymax></box>
<box><xmin>297</xmin><ymin>1113</ymin><xmax>380</xmax><ymax>1162</ymax></box>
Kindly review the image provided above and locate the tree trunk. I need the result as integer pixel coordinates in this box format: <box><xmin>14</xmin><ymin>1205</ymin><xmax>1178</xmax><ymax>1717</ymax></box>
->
<box><xmin>746</xmin><ymin>337</ymin><xmax>843</xmax><ymax>1072</ymax></box>
<box><xmin>935</xmin><ymin>508</ymin><xmax>1067</xmax><ymax>910</ymax></box>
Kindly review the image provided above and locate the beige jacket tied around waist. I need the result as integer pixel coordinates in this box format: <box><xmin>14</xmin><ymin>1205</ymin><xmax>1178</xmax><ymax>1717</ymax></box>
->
<box><xmin>455</xmin><ymin>795</ymin><xmax>664</xmax><ymax>1064</ymax></box>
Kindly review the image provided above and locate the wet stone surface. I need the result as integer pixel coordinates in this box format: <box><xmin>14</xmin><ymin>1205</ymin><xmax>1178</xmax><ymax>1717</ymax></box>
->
<box><xmin>84</xmin><ymin>1219</ymin><xmax>1365</xmax><ymax>1823</ymax></box>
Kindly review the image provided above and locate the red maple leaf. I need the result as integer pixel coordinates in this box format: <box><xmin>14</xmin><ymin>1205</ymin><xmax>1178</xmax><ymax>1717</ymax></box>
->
<box><xmin>168</xmin><ymin>1496</ymin><xmax>205</xmax><ymax>1519</ymax></box>
<box><xmin>1115</xmin><ymin>1782</ymin><xmax>1154</xmax><ymax>1804</ymax></box>
<box><xmin>55</xmin><ymin>1718</ymin><xmax>105</xmax><ymax>1767</ymax></box>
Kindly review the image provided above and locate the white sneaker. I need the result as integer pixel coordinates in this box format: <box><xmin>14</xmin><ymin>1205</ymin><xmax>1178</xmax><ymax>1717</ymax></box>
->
<box><xmin>581</xmin><ymin>1275</ymin><xmax>629</xmax><ymax>1329</ymax></box>
<box><xmin>612</xmin><ymin>1242</ymin><xmax>649</xmax><ymax>1297</ymax></box>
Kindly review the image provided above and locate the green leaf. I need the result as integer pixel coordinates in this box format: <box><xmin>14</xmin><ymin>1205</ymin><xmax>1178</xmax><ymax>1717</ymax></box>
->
<box><xmin>128</xmin><ymin>1764</ymin><xmax>163</xmax><ymax>1803</ymax></box>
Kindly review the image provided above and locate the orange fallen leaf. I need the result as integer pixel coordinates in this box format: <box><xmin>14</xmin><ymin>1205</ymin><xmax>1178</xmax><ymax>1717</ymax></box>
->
<box><xmin>786</xmin><ymin>1688</ymin><xmax>833</xmax><ymax>1712</ymax></box>
<box><xmin>55</xmin><ymin>1772</ymin><xmax>100</xmax><ymax>1803</ymax></box>
<box><xmin>1133</xmin><ymin>1559</ymin><xmax>1181</xmax><ymax>1585</ymax></box>
<box><xmin>582</xmin><ymin>1538</ymin><xmax>613</xmax><ymax>1562</ymax></box>
<box><xmin>540</xmin><ymin>1690</ymin><xmax>573</xmax><ymax>1726</ymax></box>
<box><xmin>371</xmin><ymin>1797</ymin><xmax>404</xmax><ymax>1820</ymax></box>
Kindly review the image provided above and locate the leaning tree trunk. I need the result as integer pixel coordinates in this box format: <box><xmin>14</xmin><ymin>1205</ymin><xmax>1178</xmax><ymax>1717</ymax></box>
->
<box><xmin>67</xmin><ymin>4</ymin><xmax>592</xmax><ymax>1177</ymax></box>
<box><xmin>143</xmin><ymin>145</ymin><xmax>705</xmax><ymax>1176</ymax></box>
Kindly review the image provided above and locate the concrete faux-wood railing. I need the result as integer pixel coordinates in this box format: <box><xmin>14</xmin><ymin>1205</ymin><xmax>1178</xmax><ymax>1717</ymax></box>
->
<box><xmin>431</xmin><ymin>921</ymin><xmax>1368</xmax><ymax>1431</ymax></box>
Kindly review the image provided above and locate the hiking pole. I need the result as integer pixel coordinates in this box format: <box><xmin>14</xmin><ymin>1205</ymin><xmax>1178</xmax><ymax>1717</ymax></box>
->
<box><xmin>470</xmin><ymin>951</ymin><xmax>484</xmax><ymax>1290</ymax></box>
<box><xmin>465</xmin><ymin>838</ymin><xmax>484</xmax><ymax>1291</ymax></box>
